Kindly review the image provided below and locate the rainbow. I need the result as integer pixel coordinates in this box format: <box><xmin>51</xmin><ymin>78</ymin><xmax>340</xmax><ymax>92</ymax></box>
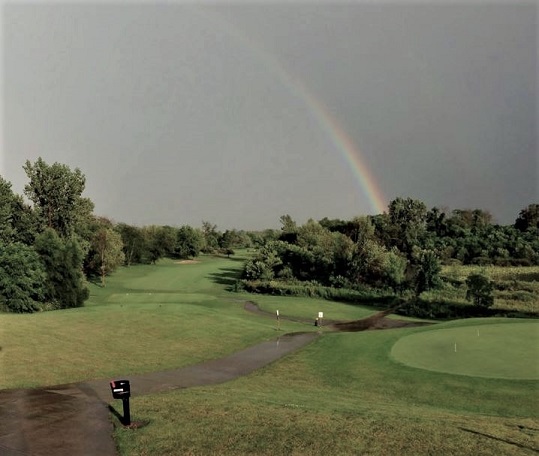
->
<box><xmin>195</xmin><ymin>7</ymin><xmax>388</xmax><ymax>215</ymax></box>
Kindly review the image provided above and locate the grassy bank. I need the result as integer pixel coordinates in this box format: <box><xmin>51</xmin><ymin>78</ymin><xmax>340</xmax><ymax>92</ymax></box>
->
<box><xmin>114</xmin><ymin>319</ymin><xmax>538</xmax><ymax>455</ymax></box>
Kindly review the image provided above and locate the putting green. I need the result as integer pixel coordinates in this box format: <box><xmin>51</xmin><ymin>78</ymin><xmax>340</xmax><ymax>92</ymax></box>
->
<box><xmin>390</xmin><ymin>322</ymin><xmax>539</xmax><ymax>379</ymax></box>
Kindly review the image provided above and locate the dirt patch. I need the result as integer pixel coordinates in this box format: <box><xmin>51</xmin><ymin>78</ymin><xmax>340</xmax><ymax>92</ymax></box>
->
<box><xmin>244</xmin><ymin>301</ymin><xmax>432</xmax><ymax>332</ymax></box>
<box><xmin>331</xmin><ymin>314</ymin><xmax>432</xmax><ymax>332</ymax></box>
<box><xmin>175</xmin><ymin>260</ymin><xmax>200</xmax><ymax>264</ymax></box>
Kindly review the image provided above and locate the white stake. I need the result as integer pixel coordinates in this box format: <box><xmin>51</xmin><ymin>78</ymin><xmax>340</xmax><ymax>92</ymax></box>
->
<box><xmin>454</xmin><ymin>343</ymin><xmax>457</xmax><ymax>353</ymax></box>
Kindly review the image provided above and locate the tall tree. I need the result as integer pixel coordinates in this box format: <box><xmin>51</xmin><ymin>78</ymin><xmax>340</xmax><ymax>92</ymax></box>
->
<box><xmin>89</xmin><ymin>226</ymin><xmax>125</xmax><ymax>286</ymax></box>
<box><xmin>115</xmin><ymin>223</ymin><xmax>147</xmax><ymax>265</ymax></box>
<box><xmin>515</xmin><ymin>204</ymin><xmax>539</xmax><ymax>232</ymax></box>
<box><xmin>0</xmin><ymin>176</ymin><xmax>38</xmax><ymax>245</ymax></box>
<box><xmin>176</xmin><ymin>225</ymin><xmax>203</xmax><ymax>259</ymax></box>
<box><xmin>23</xmin><ymin>158</ymin><xmax>94</xmax><ymax>238</ymax></box>
<box><xmin>387</xmin><ymin>197</ymin><xmax>428</xmax><ymax>257</ymax></box>
<box><xmin>34</xmin><ymin>228</ymin><xmax>89</xmax><ymax>309</ymax></box>
<box><xmin>201</xmin><ymin>221</ymin><xmax>220</xmax><ymax>253</ymax></box>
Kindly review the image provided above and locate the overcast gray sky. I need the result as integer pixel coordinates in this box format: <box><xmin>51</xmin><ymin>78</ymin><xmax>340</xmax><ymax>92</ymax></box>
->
<box><xmin>2</xmin><ymin>1</ymin><xmax>537</xmax><ymax>229</ymax></box>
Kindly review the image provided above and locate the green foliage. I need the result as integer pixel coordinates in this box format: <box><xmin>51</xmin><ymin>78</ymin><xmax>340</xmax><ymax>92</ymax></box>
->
<box><xmin>201</xmin><ymin>221</ymin><xmax>220</xmax><ymax>253</ymax></box>
<box><xmin>115</xmin><ymin>223</ymin><xmax>148</xmax><ymax>265</ymax></box>
<box><xmin>23</xmin><ymin>158</ymin><xmax>94</xmax><ymax>238</ymax></box>
<box><xmin>414</xmin><ymin>249</ymin><xmax>442</xmax><ymax>295</ymax></box>
<box><xmin>34</xmin><ymin>228</ymin><xmax>89</xmax><ymax>309</ymax></box>
<box><xmin>243</xmin><ymin>243</ymin><xmax>283</xmax><ymax>280</ymax></box>
<box><xmin>88</xmin><ymin>226</ymin><xmax>125</xmax><ymax>286</ymax></box>
<box><xmin>0</xmin><ymin>176</ymin><xmax>38</xmax><ymax>245</ymax></box>
<box><xmin>466</xmin><ymin>274</ymin><xmax>495</xmax><ymax>308</ymax></box>
<box><xmin>515</xmin><ymin>203</ymin><xmax>539</xmax><ymax>232</ymax></box>
<box><xmin>0</xmin><ymin>242</ymin><xmax>45</xmax><ymax>312</ymax></box>
<box><xmin>237</xmin><ymin>279</ymin><xmax>391</xmax><ymax>303</ymax></box>
<box><xmin>176</xmin><ymin>225</ymin><xmax>204</xmax><ymax>259</ymax></box>
<box><xmin>387</xmin><ymin>197</ymin><xmax>428</xmax><ymax>257</ymax></box>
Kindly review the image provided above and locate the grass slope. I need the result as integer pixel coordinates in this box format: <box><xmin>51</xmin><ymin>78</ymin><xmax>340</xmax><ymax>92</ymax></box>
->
<box><xmin>115</xmin><ymin>323</ymin><xmax>538</xmax><ymax>455</ymax></box>
<box><xmin>0</xmin><ymin>256</ymin><xmax>310</xmax><ymax>388</ymax></box>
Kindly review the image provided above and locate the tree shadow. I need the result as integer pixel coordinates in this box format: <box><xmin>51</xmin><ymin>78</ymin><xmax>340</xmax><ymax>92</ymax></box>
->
<box><xmin>208</xmin><ymin>267</ymin><xmax>242</xmax><ymax>287</ymax></box>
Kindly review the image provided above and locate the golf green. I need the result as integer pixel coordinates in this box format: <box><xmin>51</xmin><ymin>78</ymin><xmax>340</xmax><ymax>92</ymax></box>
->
<box><xmin>390</xmin><ymin>322</ymin><xmax>539</xmax><ymax>379</ymax></box>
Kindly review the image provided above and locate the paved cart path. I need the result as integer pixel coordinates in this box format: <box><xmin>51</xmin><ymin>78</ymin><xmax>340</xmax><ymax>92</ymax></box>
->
<box><xmin>0</xmin><ymin>331</ymin><xmax>318</xmax><ymax>456</ymax></box>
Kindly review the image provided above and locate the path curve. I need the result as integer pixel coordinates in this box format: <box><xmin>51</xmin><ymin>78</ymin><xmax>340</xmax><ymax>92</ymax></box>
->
<box><xmin>0</xmin><ymin>299</ymin><xmax>429</xmax><ymax>455</ymax></box>
<box><xmin>244</xmin><ymin>301</ymin><xmax>433</xmax><ymax>331</ymax></box>
<box><xmin>0</xmin><ymin>330</ymin><xmax>318</xmax><ymax>456</ymax></box>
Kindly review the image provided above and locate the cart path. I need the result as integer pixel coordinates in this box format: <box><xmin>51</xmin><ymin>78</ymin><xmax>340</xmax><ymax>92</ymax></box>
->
<box><xmin>0</xmin><ymin>331</ymin><xmax>318</xmax><ymax>456</ymax></box>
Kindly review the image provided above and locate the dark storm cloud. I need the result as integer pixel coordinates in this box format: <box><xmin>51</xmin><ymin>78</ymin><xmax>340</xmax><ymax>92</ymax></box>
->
<box><xmin>2</xmin><ymin>1</ymin><xmax>536</xmax><ymax>228</ymax></box>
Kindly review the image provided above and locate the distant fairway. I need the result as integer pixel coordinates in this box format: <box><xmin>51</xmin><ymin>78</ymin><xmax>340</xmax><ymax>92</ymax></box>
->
<box><xmin>391</xmin><ymin>321</ymin><xmax>539</xmax><ymax>379</ymax></box>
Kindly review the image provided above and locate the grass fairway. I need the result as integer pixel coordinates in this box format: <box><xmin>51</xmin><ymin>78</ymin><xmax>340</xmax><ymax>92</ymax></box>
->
<box><xmin>0</xmin><ymin>256</ymin><xmax>310</xmax><ymax>389</ymax></box>
<box><xmin>391</xmin><ymin>320</ymin><xmax>539</xmax><ymax>379</ymax></box>
<box><xmin>0</xmin><ymin>255</ymin><xmax>371</xmax><ymax>389</ymax></box>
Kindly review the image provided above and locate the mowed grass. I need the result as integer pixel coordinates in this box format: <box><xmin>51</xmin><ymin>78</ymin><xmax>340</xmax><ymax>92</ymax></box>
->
<box><xmin>115</xmin><ymin>321</ymin><xmax>539</xmax><ymax>455</ymax></box>
<box><xmin>0</xmin><ymin>255</ymin><xmax>373</xmax><ymax>389</ymax></box>
<box><xmin>391</xmin><ymin>320</ymin><xmax>539</xmax><ymax>379</ymax></box>
<box><xmin>0</xmin><ymin>256</ymin><xmax>312</xmax><ymax>389</ymax></box>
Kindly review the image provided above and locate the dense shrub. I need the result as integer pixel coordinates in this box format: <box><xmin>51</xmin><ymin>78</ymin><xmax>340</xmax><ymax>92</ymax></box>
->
<box><xmin>0</xmin><ymin>242</ymin><xmax>45</xmax><ymax>312</ymax></box>
<box><xmin>237</xmin><ymin>279</ymin><xmax>393</xmax><ymax>305</ymax></box>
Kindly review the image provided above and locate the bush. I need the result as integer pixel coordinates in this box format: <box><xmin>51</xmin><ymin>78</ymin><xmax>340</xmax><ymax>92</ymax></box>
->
<box><xmin>466</xmin><ymin>273</ymin><xmax>494</xmax><ymax>308</ymax></box>
<box><xmin>236</xmin><ymin>279</ymin><xmax>394</xmax><ymax>305</ymax></box>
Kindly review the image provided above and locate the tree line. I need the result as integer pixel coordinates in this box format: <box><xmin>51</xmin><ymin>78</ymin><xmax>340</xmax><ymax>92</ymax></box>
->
<box><xmin>239</xmin><ymin>199</ymin><xmax>539</xmax><ymax>310</ymax></box>
<box><xmin>1</xmin><ymin>158</ymin><xmax>537</xmax><ymax>314</ymax></box>
<box><xmin>0</xmin><ymin>158</ymin><xmax>253</xmax><ymax>312</ymax></box>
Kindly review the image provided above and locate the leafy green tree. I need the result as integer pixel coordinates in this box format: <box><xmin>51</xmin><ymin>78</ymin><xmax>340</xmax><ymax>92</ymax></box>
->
<box><xmin>115</xmin><ymin>223</ymin><xmax>147</xmax><ymax>265</ymax></box>
<box><xmin>0</xmin><ymin>176</ymin><xmax>17</xmax><ymax>243</ymax></box>
<box><xmin>414</xmin><ymin>249</ymin><xmax>442</xmax><ymax>295</ymax></box>
<box><xmin>279</xmin><ymin>214</ymin><xmax>298</xmax><ymax>243</ymax></box>
<box><xmin>0</xmin><ymin>242</ymin><xmax>45</xmax><ymax>312</ymax></box>
<box><xmin>34</xmin><ymin>228</ymin><xmax>89</xmax><ymax>309</ymax></box>
<box><xmin>89</xmin><ymin>226</ymin><xmax>125</xmax><ymax>286</ymax></box>
<box><xmin>0</xmin><ymin>176</ymin><xmax>39</xmax><ymax>245</ymax></box>
<box><xmin>387</xmin><ymin>197</ymin><xmax>428</xmax><ymax>257</ymax></box>
<box><xmin>201</xmin><ymin>221</ymin><xmax>220</xmax><ymax>253</ymax></box>
<box><xmin>142</xmin><ymin>225</ymin><xmax>166</xmax><ymax>264</ymax></box>
<box><xmin>243</xmin><ymin>242</ymin><xmax>283</xmax><ymax>280</ymax></box>
<box><xmin>466</xmin><ymin>273</ymin><xmax>494</xmax><ymax>308</ymax></box>
<box><xmin>383</xmin><ymin>249</ymin><xmax>408</xmax><ymax>293</ymax></box>
<box><xmin>515</xmin><ymin>204</ymin><xmax>539</xmax><ymax>232</ymax></box>
<box><xmin>160</xmin><ymin>226</ymin><xmax>179</xmax><ymax>257</ymax></box>
<box><xmin>23</xmin><ymin>158</ymin><xmax>94</xmax><ymax>238</ymax></box>
<box><xmin>176</xmin><ymin>225</ymin><xmax>204</xmax><ymax>259</ymax></box>
<box><xmin>220</xmin><ymin>229</ymin><xmax>252</xmax><ymax>249</ymax></box>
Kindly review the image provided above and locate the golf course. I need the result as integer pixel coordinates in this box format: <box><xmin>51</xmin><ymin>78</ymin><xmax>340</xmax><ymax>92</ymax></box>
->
<box><xmin>1</xmin><ymin>253</ymin><xmax>538</xmax><ymax>455</ymax></box>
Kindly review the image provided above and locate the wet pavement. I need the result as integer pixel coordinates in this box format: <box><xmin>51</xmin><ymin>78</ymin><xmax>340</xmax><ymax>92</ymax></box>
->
<box><xmin>0</xmin><ymin>332</ymin><xmax>318</xmax><ymax>456</ymax></box>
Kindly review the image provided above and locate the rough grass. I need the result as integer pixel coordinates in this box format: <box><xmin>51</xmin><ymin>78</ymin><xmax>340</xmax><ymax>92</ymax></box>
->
<box><xmin>428</xmin><ymin>265</ymin><xmax>539</xmax><ymax>316</ymax></box>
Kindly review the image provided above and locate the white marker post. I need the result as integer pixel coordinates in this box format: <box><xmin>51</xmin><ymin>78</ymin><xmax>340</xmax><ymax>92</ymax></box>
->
<box><xmin>318</xmin><ymin>312</ymin><xmax>324</xmax><ymax>328</ymax></box>
<box><xmin>454</xmin><ymin>342</ymin><xmax>457</xmax><ymax>353</ymax></box>
<box><xmin>276</xmin><ymin>310</ymin><xmax>280</xmax><ymax>331</ymax></box>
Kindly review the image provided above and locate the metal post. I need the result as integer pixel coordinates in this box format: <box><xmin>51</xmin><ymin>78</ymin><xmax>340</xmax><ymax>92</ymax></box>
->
<box><xmin>122</xmin><ymin>397</ymin><xmax>131</xmax><ymax>426</ymax></box>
